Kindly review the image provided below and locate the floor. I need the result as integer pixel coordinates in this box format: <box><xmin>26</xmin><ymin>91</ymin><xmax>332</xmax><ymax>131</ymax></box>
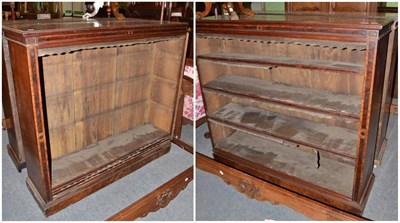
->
<box><xmin>195</xmin><ymin>115</ymin><xmax>398</xmax><ymax>221</ymax></box>
<box><xmin>2</xmin><ymin>125</ymin><xmax>193</xmax><ymax>221</ymax></box>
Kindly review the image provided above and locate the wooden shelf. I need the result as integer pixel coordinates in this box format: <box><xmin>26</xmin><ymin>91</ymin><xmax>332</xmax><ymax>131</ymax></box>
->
<box><xmin>198</xmin><ymin>53</ymin><xmax>364</xmax><ymax>74</ymax></box>
<box><xmin>52</xmin><ymin>124</ymin><xmax>169</xmax><ymax>190</ymax></box>
<box><xmin>209</xmin><ymin>103</ymin><xmax>358</xmax><ymax>159</ymax></box>
<box><xmin>204</xmin><ymin>75</ymin><xmax>361</xmax><ymax>119</ymax></box>
<box><xmin>214</xmin><ymin>131</ymin><xmax>354</xmax><ymax>197</ymax></box>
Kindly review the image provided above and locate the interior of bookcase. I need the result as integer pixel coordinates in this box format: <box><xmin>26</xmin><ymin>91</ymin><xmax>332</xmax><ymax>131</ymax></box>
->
<box><xmin>38</xmin><ymin>36</ymin><xmax>185</xmax><ymax>189</ymax></box>
<box><xmin>197</xmin><ymin>34</ymin><xmax>366</xmax><ymax>197</ymax></box>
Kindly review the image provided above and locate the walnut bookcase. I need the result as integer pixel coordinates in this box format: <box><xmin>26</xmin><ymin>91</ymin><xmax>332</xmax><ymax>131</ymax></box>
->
<box><xmin>197</xmin><ymin>14</ymin><xmax>394</xmax><ymax>215</ymax></box>
<box><xmin>2</xmin><ymin>18</ymin><xmax>188</xmax><ymax>216</ymax></box>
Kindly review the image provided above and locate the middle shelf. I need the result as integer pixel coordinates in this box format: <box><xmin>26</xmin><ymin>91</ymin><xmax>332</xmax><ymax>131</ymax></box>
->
<box><xmin>208</xmin><ymin>103</ymin><xmax>358</xmax><ymax>159</ymax></box>
<box><xmin>203</xmin><ymin>75</ymin><xmax>361</xmax><ymax>119</ymax></box>
<box><xmin>197</xmin><ymin>52</ymin><xmax>365</xmax><ymax>74</ymax></box>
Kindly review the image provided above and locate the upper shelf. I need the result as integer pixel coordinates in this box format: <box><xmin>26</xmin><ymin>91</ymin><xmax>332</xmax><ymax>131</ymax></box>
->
<box><xmin>198</xmin><ymin>53</ymin><xmax>364</xmax><ymax>74</ymax></box>
<box><xmin>203</xmin><ymin>75</ymin><xmax>361</xmax><ymax>119</ymax></box>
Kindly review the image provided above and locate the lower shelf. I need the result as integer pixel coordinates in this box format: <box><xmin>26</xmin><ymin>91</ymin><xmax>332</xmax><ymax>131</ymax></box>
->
<box><xmin>209</xmin><ymin>103</ymin><xmax>358</xmax><ymax>158</ymax></box>
<box><xmin>214</xmin><ymin>131</ymin><xmax>355</xmax><ymax>197</ymax></box>
<box><xmin>52</xmin><ymin>124</ymin><xmax>170</xmax><ymax>189</ymax></box>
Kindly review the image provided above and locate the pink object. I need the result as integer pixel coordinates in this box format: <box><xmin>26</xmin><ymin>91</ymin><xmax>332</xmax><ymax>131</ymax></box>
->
<box><xmin>183</xmin><ymin>65</ymin><xmax>205</xmax><ymax>121</ymax></box>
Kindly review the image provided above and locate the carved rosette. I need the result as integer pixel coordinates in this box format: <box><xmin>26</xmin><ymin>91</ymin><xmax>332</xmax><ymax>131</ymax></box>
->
<box><xmin>238</xmin><ymin>179</ymin><xmax>260</xmax><ymax>199</ymax></box>
<box><xmin>156</xmin><ymin>188</ymin><xmax>174</xmax><ymax>208</ymax></box>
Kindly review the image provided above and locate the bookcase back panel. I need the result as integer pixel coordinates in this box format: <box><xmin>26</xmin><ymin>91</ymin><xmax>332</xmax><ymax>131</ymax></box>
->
<box><xmin>116</xmin><ymin>44</ymin><xmax>154</xmax><ymax>80</ymax></box>
<box><xmin>151</xmin><ymin>77</ymin><xmax>178</xmax><ymax>108</ymax></box>
<box><xmin>202</xmin><ymin>91</ymin><xmax>231</xmax><ymax>114</ymax></box>
<box><xmin>148</xmin><ymin>102</ymin><xmax>174</xmax><ymax>133</ymax></box>
<box><xmin>115</xmin><ymin>76</ymin><xmax>150</xmax><ymax>109</ymax></box>
<box><xmin>114</xmin><ymin>102</ymin><xmax>147</xmax><ymax>133</ymax></box>
<box><xmin>197</xmin><ymin>36</ymin><xmax>225</xmax><ymax>56</ymax></box>
<box><xmin>42</xmin><ymin>37</ymin><xmax>184</xmax><ymax>160</ymax></box>
<box><xmin>197</xmin><ymin>59</ymin><xmax>363</xmax><ymax>95</ymax></box>
<box><xmin>197</xmin><ymin>35</ymin><xmax>366</xmax><ymax>65</ymax></box>
<box><xmin>152</xmin><ymin>37</ymin><xmax>185</xmax><ymax>82</ymax></box>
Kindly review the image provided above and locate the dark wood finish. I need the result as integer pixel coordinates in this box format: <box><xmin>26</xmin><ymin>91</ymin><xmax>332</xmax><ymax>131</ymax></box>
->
<box><xmin>375</xmin><ymin>19</ymin><xmax>398</xmax><ymax>166</ymax></box>
<box><xmin>172</xmin><ymin>138</ymin><xmax>194</xmax><ymax>154</ymax></box>
<box><xmin>196</xmin><ymin>116</ymin><xmax>207</xmax><ymax>127</ymax></box>
<box><xmin>378</xmin><ymin>7</ymin><xmax>398</xmax><ymax>13</ymax></box>
<box><xmin>2</xmin><ymin>43</ymin><xmax>25</xmax><ymax>171</ymax></box>
<box><xmin>173</xmin><ymin>71</ymin><xmax>193</xmax><ymax>140</ymax></box>
<box><xmin>171</xmin><ymin>32</ymin><xmax>191</xmax><ymax>145</ymax></box>
<box><xmin>173</xmin><ymin>76</ymin><xmax>193</xmax><ymax>131</ymax></box>
<box><xmin>7</xmin><ymin>40</ymin><xmax>53</xmax><ymax>204</ymax></box>
<box><xmin>172</xmin><ymin>58</ymin><xmax>194</xmax><ymax>155</ymax></box>
<box><xmin>197</xmin><ymin>153</ymin><xmax>369</xmax><ymax>221</ymax></box>
<box><xmin>2</xmin><ymin>18</ymin><xmax>188</xmax><ymax>216</ymax></box>
<box><xmin>107</xmin><ymin>166</ymin><xmax>193</xmax><ymax>221</ymax></box>
<box><xmin>378</xmin><ymin>3</ymin><xmax>398</xmax><ymax>13</ymax></box>
<box><xmin>353</xmin><ymin>31</ymin><xmax>389</xmax><ymax>202</ymax></box>
<box><xmin>197</xmin><ymin>13</ymin><xmax>393</xmax><ymax>215</ymax></box>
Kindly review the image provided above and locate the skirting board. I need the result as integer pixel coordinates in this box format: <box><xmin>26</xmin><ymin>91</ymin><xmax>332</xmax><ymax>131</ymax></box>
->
<box><xmin>196</xmin><ymin>152</ymin><xmax>369</xmax><ymax>221</ymax></box>
<box><xmin>107</xmin><ymin>166</ymin><xmax>193</xmax><ymax>221</ymax></box>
